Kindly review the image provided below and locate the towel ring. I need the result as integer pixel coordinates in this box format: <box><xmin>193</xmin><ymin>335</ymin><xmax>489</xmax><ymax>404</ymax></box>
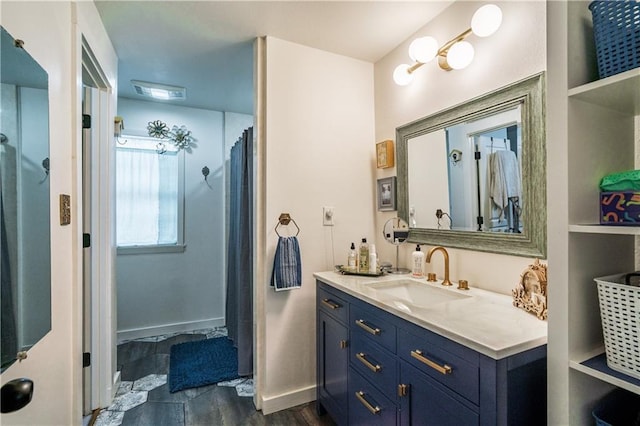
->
<box><xmin>275</xmin><ymin>213</ymin><xmax>300</xmax><ymax>237</ymax></box>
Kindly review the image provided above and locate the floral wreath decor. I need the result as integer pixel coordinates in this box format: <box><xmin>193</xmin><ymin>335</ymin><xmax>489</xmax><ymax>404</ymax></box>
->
<box><xmin>147</xmin><ymin>120</ymin><xmax>196</xmax><ymax>152</ymax></box>
<box><xmin>147</xmin><ymin>120</ymin><xmax>170</xmax><ymax>139</ymax></box>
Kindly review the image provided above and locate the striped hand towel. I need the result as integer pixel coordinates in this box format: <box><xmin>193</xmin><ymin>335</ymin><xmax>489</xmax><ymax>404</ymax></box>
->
<box><xmin>270</xmin><ymin>236</ymin><xmax>302</xmax><ymax>291</ymax></box>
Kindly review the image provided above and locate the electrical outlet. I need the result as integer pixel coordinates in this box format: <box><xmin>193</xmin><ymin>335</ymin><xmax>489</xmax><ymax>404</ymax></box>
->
<box><xmin>323</xmin><ymin>206</ymin><xmax>334</xmax><ymax>226</ymax></box>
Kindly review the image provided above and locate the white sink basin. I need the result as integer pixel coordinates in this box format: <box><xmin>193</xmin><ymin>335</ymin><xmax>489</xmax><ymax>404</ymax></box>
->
<box><xmin>368</xmin><ymin>279</ymin><xmax>471</xmax><ymax>308</ymax></box>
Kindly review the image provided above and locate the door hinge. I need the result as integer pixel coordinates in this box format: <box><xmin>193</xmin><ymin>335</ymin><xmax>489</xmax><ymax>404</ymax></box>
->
<box><xmin>83</xmin><ymin>233</ymin><xmax>91</xmax><ymax>248</ymax></box>
<box><xmin>474</xmin><ymin>151</ymin><xmax>481</xmax><ymax>160</ymax></box>
<box><xmin>83</xmin><ymin>352</ymin><xmax>91</xmax><ymax>368</ymax></box>
<box><xmin>82</xmin><ymin>114</ymin><xmax>91</xmax><ymax>129</ymax></box>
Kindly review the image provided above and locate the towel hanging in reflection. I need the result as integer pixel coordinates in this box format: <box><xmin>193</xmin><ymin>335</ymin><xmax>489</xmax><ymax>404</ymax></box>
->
<box><xmin>489</xmin><ymin>150</ymin><xmax>521</xmax><ymax>219</ymax></box>
<box><xmin>270</xmin><ymin>236</ymin><xmax>302</xmax><ymax>291</ymax></box>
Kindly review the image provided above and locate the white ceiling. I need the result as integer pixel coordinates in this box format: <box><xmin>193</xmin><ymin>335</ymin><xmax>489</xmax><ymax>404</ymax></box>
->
<box><xmin>95</xmin><ymin>1</ymin><xmax>452</xmax><ymax>114</ymax></box>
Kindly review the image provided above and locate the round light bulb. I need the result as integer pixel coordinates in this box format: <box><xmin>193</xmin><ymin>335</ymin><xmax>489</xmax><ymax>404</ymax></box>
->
<box><xmin>446</xmin><ymin>41</ymin><xmax>475</xmax><ymax>70</ymax></box>
<box><xmin>471</xmin><ymin>4</ymin><xmax>503</xmax><ymax>37</ymax></box>
<box><xmin>408</xmin><ymin>36</ymin><xmax>439</xmax><ymax>63</ymax></box>
<box><xmin>393</xmin><ymin>64</ymin><xmax>414</xmax><ymax>86</ymax></box>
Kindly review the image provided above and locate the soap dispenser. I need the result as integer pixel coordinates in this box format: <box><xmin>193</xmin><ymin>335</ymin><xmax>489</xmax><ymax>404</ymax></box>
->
<box><xmin>347</xmin><ymin>242</ymin><xmax>357</xmax><ymax>269</ymax></box>
<box><xmin>412</xmin><ymin>245</ymin><xmax>425</xmax><ymax>277</ymax></box>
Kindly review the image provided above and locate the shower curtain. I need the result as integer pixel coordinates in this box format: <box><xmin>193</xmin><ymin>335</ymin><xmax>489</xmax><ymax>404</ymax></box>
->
<box><xmin>226</xmin><ymin>127</ymin><xmax>253</xmax><ymax>376</ymax></box>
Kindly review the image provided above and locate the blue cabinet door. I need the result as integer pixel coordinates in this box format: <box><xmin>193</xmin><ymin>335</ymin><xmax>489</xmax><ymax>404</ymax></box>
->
<box><xmin>318</xmin><ymin>310</ymin><xmax>349</xmax><ymax>425</ymax></box>
<box><xmin>399</xmin><ymin>362</ymin><xmax>479</xmax><ymax>426</ymax></box>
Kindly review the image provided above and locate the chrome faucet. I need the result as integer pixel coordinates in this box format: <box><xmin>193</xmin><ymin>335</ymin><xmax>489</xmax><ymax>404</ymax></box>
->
<box><xmin>426</xmin><ymin>246</ymin><xmax>452</xmax><ymax>286</ymax></box>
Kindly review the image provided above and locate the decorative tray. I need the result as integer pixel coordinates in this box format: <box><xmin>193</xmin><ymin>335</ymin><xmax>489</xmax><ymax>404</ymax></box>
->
<box><xmin>335</xmin><ymin>265</ymin><xmax>385</xmax><ymax>277</ymax></box>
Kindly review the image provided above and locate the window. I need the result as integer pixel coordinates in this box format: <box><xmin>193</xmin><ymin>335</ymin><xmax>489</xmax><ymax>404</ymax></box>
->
<box><xmin>116</xmin><ymin>136</ymin><xmax>184</xmax><ymax>252</ymax></box>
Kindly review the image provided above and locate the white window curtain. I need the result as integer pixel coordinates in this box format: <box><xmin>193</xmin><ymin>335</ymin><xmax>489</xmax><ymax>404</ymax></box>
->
<box><xmin>116</xmin><ymin>138</ymin><xmax>178</xmax><ymax>246</ymax></box>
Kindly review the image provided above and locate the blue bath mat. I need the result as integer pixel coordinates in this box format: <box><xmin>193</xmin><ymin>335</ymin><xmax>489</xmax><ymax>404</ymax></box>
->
<box><xmin>169</xmin><ymin>337</ymin><xmax>239</xmax><ymax>393</ymax></box>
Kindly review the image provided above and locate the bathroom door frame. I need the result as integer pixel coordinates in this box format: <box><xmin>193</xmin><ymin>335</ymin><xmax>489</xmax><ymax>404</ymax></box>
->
<box><xmin>80</xmin><ymin>36</ymin><xmax>118</xmax><ymax>413</ymax></box>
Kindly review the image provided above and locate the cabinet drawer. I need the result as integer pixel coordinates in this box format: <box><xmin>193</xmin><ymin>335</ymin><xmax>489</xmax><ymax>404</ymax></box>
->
<box><xmin>318</xmin><ymin>285</ymin><xmax>348</xmax><ymax>324</ymax></box>
<box><xmin>398</xmin><ymin>329</ymin><xmax>479</xmax><ymax>404</ymax></box>
<box><xmin>350</xmin><ymin>332</ymin><xmax>398</xmax><ymax>398</ymax></box>
<box><xmin>350</xmin><ymin>304</ymin><xmax>396</xmax><ymax>353</ymax></box>
<box><xmin>349</xmin><ymin>367</ymin><xmax>397</xmax><ymax>426</ymax></box>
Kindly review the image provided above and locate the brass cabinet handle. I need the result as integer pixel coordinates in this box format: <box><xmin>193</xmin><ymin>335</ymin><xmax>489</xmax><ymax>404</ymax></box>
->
<box><xmin>398</xmin><ymin>384</ymin><xmax>408</xmax><ymax>397</ymax></box>
<box><xmin>340</xmin><ymin>340</ymin><xmax>348</xmax><ymax>349</ymax></box>
<box><xmin>321</xmin><ymin>299</ymin><xmax>341</xmax><ymax>310</ymax></box>
<box><xmin>355</xmin><ymin>391</ymin><xmax>381</xmax><ymax>415</ymax></box>
<box><xmin>355</xmin><ymin>319</ymin><xmax>381</xmax><ymax>335</ymax></box>
<box><xmin>410</xmin><ymin>350</ymin><xmax>452</xmax><ymax>375</ymax></box>
<box><xmin>356</xmin><ymin>352</ymin><xmax>381</xmax><ymax>373</ymax></box>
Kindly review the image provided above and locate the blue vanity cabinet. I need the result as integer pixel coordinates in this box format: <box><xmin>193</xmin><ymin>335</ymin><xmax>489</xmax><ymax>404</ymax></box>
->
<box><xmin>315</xmin><ymin>279</ymin><xmax>547</xmax><ymax>426</ymax></box>
<box><xmin>317</xmin><ymin>285</ymin><xmax>350</xmax><ymax>425</ymax></box>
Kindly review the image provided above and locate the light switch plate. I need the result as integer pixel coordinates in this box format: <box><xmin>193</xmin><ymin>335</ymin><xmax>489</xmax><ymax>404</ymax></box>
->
<box><xmin>60</xmin><ymin>194</ymin><xmax>71</xmax><ymax>225</ymax></box>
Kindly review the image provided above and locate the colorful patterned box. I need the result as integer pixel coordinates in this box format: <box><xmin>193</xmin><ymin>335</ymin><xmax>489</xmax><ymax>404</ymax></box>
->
<box><xmin>600</xmin><ymin>192</ymin><xmax>640</xmax><ymax>225</ymax></box>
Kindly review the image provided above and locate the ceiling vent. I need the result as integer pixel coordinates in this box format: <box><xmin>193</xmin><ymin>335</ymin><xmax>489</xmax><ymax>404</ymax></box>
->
<box><xmin>131</xmin><ymin>80</ymin><xmax>186</xmax><ymax>100</ymax></box>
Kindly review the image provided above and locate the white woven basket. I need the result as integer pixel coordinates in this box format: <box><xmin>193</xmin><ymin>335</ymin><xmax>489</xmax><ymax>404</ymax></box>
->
<box><xmin>595</xmin><ymin>273</ymin><xmax>640</xmax><ymax>380</ymax></box>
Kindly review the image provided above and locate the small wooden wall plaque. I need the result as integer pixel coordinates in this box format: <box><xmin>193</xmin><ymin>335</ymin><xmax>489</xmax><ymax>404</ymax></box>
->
<box><xmin>376</xmin><ymin>140</ymin><xmax>394</xmax><ymax>169</ymax></box>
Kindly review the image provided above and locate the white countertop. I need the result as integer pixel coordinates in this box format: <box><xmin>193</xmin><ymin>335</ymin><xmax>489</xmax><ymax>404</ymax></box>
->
<box><xmin>314</xmin><ymin>271</ymin><xmax>547</xmax><ymax>360</ymax></box>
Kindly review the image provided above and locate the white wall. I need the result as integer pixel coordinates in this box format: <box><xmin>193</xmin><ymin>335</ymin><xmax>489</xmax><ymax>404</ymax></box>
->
<box><xmin>374</xmin><ymin>0</ymin><xmax>546</xmax><ymax>295</ymax></box>
<box><xmin>260</xmin><ymin>36</ymin><xmax>375</xmax><ymax>413</ymax></box>
<box><xmin>116</xmin><ymin>99</ymin><xmax>227</xmax><ymax>338</ymax></box>
<box><xmin>1</xmin><ymin>2</ymin><xmax>118</xmax><ymax>424</ymax></box>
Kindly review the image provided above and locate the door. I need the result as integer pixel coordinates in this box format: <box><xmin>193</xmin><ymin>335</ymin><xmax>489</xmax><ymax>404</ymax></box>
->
<box><xmin>317</xmin><ymin>310</ymin><xmax>349</xmax><ymax>425</ymax></box>
<box><xmin>399</xmin><ymin>362</ymin><xmax>478</xmax><ymax>426</ymax></box>
<box><xmin>82</xmin><ymin>86</ymin><xmax>94</xmax><ymax>415</ymax></box>
<box><xmin>475</xmin><ymin>135</ymin><xmax>510</xmax><ymax>231</ymax></box>
<box><xmin>1</xmin><ymin>3</ymin><xmax>117</xmax><ymax>424</ymax></box>
<box><xmin>80</xmin><ymin>39</ymin><xmax>118</xmax><ymax>412</ymax></box>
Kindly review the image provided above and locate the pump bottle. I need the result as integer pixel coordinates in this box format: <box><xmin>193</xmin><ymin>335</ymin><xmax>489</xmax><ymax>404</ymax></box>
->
<box><xmin>347</xmin><ymin>242</ymin><xmax>357</xmax><ymax>269</ymax></box>
<box><xmin>412</xmin><ymin>245</ymin><xmax>425</xmax><ymax>277</ymax></box>
<box><xmin>358</xmin><ymin>238</ymin><xmax>369</xmax><ymax>272</ymax></box>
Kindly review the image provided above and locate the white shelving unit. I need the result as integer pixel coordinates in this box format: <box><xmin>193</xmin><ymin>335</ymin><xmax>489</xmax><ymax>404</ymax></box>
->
<box><xmin>547</xmin><ymin>2</ymin><xmax>640</xmax><ymax>424</ymax></box>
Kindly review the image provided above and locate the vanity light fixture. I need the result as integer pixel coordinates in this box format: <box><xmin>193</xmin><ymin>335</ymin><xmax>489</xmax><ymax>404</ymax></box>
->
<box><xmin>393</xmin><ymin>4</ymin><xmax>502</xmax><ymax>85</ymax></box>
<box><xmin>131</xmin><ymin>80</ymin><xmax>186</xmax><ymax>100</ymax></box>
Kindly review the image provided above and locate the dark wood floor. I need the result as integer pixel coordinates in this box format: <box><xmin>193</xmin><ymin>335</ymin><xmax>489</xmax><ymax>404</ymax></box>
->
<box><xmin>102</xmin><ymin>332</ymin><xmax>335</xmax><ymax>426</ymax></box>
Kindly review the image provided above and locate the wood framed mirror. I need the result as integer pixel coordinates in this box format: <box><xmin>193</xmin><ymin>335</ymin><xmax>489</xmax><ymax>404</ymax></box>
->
<box><xmin>397</xmin><ymin>72</ymin><xmax>546</xmax><ymax>258</ymax></box>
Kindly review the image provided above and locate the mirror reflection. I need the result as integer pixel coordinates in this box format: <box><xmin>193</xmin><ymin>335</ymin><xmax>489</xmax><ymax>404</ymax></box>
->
<box><xmin>382</xmin><ymin>218</ymin><xmax>411</xmax><ymax>274</ymax></box>
<box><xmin>397</xmin><ymin>73</ymin><xmax>546</xmax><ymax>258</ymax></box>
<box><xmin>1</xmin><ymin>26</ymin><xmax>51</xmax><ymax>371</ymax></box>
<box><xmin>408</xmin><ymin>105</ymin><xmax>523</xmax><ymax>233</ymax></box>
<box><xmin>382</xmin><ymin>217</ymin><xmax>409</xmax><ymax>245</ymax></box>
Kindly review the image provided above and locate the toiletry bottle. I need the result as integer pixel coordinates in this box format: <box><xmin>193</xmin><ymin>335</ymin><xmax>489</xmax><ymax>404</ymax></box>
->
<box><xmin>369</xmin><ymin>244</ymin><xmax>378</xmax><ymax>273</ymax></box>
<box><xmin>359</xmin><ymin>238</ymin><xmax>369</xmax><ymax>272</ymax></box>
<box><xmin>348</xmin><ymin>242</ymin><xmax>357</xmax><ymax>270</ymax></box>
<box><xmin>412</xmin><ymin>245</ymin><xmax>425</xmax><ymax>277</ymax></box>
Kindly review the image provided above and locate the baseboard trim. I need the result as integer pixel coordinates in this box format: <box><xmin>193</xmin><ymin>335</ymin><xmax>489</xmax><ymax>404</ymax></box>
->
<box><xmin>117</xmin><ymin>317</ymin><xmax>225</xmax><ymax>343</ymax></box>
<box><xmin>261</xmin><ymin>385</ymin><xmax>316</xmax><ymax>415</ymax></box>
